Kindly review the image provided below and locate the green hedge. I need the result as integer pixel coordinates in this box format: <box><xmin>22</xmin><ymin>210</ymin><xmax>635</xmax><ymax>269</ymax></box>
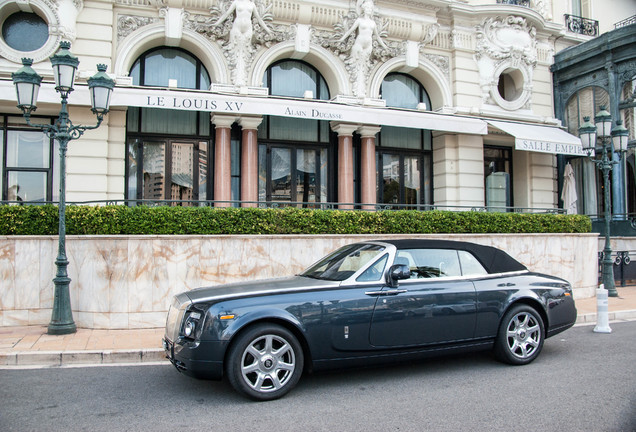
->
<box><xmin>0</xmin><ymin>205</ymin><xmax>592</xmax><ymax>235</ymax></box>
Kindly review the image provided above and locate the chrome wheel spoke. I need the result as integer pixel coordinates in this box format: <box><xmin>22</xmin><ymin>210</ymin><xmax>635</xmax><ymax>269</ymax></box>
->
<box><xmin>273</xmin><ymin>342</ymin><xmax>291</xmax><ymax>358</ymax></box>
<box><xmin>270</xmin><ymin>374</ymin><xmax>283</xmax><ymax>390</ymax></box>
<box><xmin>252</xmin><ymin>372</ymin><xmax>266</xmax><ymax>391</ymax></box>
<box><xmin>264</xmin><ymin>335</ymin><xmax>274</xmax><ymax>355</ymax></box>
<box><xmin>242</xmin><ymin>360</ymin><xmax>260</xmax><ymax>375</ymax></box>
<box><xmin>277</xmin><ymin>361</ymin><xmax>295</xmax><ymax>372</ymax></box>
<box><xmin>246</xmin><ymin>345</ymin><xmax>262</xmax><ymax>359</ymax></box>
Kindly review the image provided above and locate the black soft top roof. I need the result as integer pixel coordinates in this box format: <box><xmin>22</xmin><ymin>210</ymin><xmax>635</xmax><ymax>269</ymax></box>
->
<box><xmin>377</xmin><ymin>239</ymin><xmax>527</xmax><ymax>274</ymax></box>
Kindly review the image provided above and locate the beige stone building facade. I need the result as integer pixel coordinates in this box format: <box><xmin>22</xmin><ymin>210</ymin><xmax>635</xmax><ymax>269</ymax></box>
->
<box><xmin>0</xmin><ymin>0</ymin><xmax>633</xmax><ymax>210</ymax></box>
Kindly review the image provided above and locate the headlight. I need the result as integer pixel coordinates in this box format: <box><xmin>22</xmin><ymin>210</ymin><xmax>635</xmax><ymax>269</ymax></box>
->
<box><xmin>182</xmin><ymin>311</ymin><xmax>202</xmax><ymax>340</ymax></box>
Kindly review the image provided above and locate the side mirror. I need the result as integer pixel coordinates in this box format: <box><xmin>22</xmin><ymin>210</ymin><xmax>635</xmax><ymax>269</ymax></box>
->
<box><xmin>386</xmin><ymin>264</ymin><xmax>410</xmax><ymax>287</ymax></box>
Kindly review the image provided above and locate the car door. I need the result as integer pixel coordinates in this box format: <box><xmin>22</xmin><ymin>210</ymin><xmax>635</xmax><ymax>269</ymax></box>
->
<box><xmin>369</xmin><ymin>248</ymin><xmax>477</xmax><ymax>347</ymax></box>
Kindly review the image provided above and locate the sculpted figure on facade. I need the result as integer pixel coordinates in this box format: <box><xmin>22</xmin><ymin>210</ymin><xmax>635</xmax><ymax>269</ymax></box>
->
<box><xmin>212</xmin><ymin>0</ymin><xmax>273</xmax><ymax>86</ymax></box>
<box><xmin>336</xmin><ymin>0</ymin><xmax>392</xmax><ymax>98</ymax></box>
<box><xmin>475</xmin><ymin>16</ymin><xmax>537</xmax><ymax>110</ymax></box>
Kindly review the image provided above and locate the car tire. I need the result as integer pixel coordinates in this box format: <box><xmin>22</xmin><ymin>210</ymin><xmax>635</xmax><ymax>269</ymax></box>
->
<box><xmin>494</xmin><ymin>304</ymin><xmax>545</xmax><ymax>365</ymax></box>
<box><xmin>226</xmin><ymin>323</ymin><xmax>304</xmax><ymax>401</ymax></box>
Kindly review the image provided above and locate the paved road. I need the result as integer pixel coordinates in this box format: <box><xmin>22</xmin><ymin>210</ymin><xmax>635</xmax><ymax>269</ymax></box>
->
<box><xmin>1</xmin><ymin>322</ymin><xmax>635</xmax><ymax>432</ymax></box>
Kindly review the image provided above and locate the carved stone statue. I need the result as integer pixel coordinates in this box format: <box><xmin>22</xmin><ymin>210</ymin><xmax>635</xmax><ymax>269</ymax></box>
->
<box><xmin>213</xmin><ymin>0</ymin><xmax>272</xmax><ymax>86</ymax></box>
<box><xmin>338</xmin><ymin>0</ymin><xmax>388</xmax><ymax>97</ymax></box>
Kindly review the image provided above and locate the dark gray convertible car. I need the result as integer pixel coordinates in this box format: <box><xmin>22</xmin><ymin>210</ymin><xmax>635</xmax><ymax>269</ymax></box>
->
<box><xmin>163</xmin><ymin>239</ymin><xmax>576</xmax><ymax>400</ymax></box>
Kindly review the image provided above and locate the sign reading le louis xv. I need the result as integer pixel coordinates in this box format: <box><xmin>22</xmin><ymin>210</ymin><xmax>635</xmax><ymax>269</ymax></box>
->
<box><xmin>144</xmin><ymin>94</ymin><xmax>343</xmax><ymax>120</ymax></box>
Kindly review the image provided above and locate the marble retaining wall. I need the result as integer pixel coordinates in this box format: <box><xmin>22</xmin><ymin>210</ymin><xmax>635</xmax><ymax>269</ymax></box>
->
<box><xmin>0</xmin><ymin>234</ymin><xmax>598</xmax><ymax>329</ymax></box>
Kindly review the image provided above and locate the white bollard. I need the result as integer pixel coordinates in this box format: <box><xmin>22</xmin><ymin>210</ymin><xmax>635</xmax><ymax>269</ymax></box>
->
<box><xmin>593</xmin><ymin>284</ymin><xmax>612</xmax><ymax>334</ymax></box>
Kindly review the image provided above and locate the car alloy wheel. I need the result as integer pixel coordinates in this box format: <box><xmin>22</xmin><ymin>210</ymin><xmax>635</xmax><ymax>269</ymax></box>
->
<box><xmin>495</xmin><ymin>304</ymin><xmax>544</xmax><ymax>365</ymax></box>
<box><xmin>227</xmin><ymin>324</ymin><xmax>303</xmax><ymax>401</ymax></box>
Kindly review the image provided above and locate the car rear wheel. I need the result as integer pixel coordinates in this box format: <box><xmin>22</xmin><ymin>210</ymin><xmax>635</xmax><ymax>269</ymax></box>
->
<box><xmin>226</xmin><ymin>324</ymin><xmax>303</xmax><ymax>401</ymax></box>
<box><xmin>494</xmin><ymin>304</ymin><xmax>544</xmax><ymax>365</ymax></box>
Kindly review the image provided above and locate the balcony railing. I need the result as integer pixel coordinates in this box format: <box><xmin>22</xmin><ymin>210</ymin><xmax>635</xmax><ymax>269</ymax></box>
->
<box><xmin>496</xmin><ymin>0</ymin><xmax>530</xmax><ymax>6</ymax></box>
<box><xmin>615</xmin><ymin>14</ymin><xmax>636</xmax><ymax>29</ymax></box>
<box><xmin>565</xmin><ymin>14</ymin><xmax>599</xmax><ymax>36</ymax></box>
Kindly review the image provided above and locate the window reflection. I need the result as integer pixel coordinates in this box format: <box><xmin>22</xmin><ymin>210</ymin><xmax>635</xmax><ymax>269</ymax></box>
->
<box><xmin>143</xmin><ymin>142</ymin><xmax>166</xmax><ymax>200</ymax></box>
<box><xmin>271</xmin><ymin>148</ymin><xmax>291</xmax><ymax>203</ymax></box>
<box><xmin>171</xmin><ymin>142</ymin><xmax>194</xmax><ymax>205</ymax></box>
<box><xmin>8</xmin><ymin>172</ymin><xmax>46</xmax><ymax>202</ymax></box>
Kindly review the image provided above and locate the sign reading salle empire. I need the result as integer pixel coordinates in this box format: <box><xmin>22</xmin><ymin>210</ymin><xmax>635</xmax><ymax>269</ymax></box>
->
<box><xmin>517</xmin><ymin>139</ymin><xmax>588</xmax><ymax>156</ymax></box>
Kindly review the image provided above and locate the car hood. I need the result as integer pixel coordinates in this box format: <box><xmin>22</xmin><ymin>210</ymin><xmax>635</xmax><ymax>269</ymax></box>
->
<box><xmin>183</xmin><ymin>275</ymin><xmax>340</xmax><ymax>304</ymax></box>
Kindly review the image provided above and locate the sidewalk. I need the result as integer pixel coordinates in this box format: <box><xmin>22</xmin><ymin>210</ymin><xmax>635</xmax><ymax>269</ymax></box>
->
<box><xmin>1</xmin><ymin>286</ymin><xmax>635</xmax><ymax>368</ymax></box>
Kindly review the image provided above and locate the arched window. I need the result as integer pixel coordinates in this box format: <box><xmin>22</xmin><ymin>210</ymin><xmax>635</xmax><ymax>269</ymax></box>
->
<box><xmin>258</xmin><ymin>60</ymin><xmax>332</xmax><ymax>206</ymax></box>
<box><xmin>378</xmin><ymin>73</ymin><xmax>432</xmax><ymax>208</ymax></box>
<box><xmin>126</xmin><ymin>47</ymin><xmax>213</xmax><ymax>205</ymax></box>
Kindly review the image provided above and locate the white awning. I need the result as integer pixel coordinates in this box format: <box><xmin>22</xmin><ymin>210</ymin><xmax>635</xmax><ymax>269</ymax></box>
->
<box><xmin>0</xmin><ymin>80</ymin><xmax>488</xmax><ymax>136</ymax></box>
<box><xmin>488</xmin><ymin>120</ymin><xmax>586</xmax><ymax>156</ymax></box>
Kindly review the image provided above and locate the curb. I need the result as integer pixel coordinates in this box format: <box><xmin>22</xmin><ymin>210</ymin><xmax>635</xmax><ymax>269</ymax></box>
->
<box><xmin>0</xmin><ymin>348</ymin><xmax>167</xmax><ymax>368</ymax></box>
<box><xmin>575</xmin><ymin>309</ymin><xmax>636</xmax><ymax>325</ymax></box>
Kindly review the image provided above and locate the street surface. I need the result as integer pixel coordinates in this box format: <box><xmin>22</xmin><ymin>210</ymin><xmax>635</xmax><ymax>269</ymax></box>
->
<box><xmin>1</xmin><ymin>321</ymin><xmax>635</xmax><ymax>432</ymax></box>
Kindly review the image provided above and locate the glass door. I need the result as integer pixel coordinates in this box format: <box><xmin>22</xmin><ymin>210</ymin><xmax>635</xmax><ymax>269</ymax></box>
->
<box><xmin>127</xmin><ymin>139</ymin><xmax>209</xmax><ymax>205</ymax></box>
<box><xmin>262</xmin><ymin>145</ymin><xmax>326</xmax><ymax>206</ymax></box>
<box><xmin>378</xmin><ymin>153</ymin><xmax>424</xmax><ymax>209</ymax></box>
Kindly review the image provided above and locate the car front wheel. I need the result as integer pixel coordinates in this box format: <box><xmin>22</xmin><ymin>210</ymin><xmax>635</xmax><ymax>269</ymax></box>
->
<box><xmin>226</xmin><ymin>324</ymin><xmax>304</xmax><ymax>401</ymax></box>
<box><xmin>494</xmin><ymin>304</ymin><xmax>545</xmax><ymax>365</ymax></box>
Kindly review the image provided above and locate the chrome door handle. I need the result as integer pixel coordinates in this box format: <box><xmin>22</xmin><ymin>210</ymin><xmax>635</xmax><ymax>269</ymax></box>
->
<box><xmin>365</xmin><ymin>289</ymin><xmax>407</xmax><ymax>296</ymax></box>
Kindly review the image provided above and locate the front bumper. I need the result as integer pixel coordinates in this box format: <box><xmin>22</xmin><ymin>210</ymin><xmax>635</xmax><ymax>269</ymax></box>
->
<box><xmin>163</xmin><ymin>337</ymin><xmax>226</xmax><ymax>380</ymax></box>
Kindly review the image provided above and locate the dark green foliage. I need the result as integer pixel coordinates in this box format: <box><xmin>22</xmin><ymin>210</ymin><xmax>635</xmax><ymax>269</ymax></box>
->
<box><xmin>0</xmin><ymin>205</ymin><xmax>592</xmax><ymax>235</ymax></box>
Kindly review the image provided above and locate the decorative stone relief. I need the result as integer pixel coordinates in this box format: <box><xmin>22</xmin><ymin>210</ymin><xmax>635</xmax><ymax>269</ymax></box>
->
<box><xmin>475</xmin><ymin>16</ymin><xmax>537</xmax><ymax>111</ymax></box>
<box><xmin>533</xmin><ymin>0</ymin><xmax>553</xmax><ymax>21</ymax></box>
<box><xmin>117</xmin><ymin>15</ymin><xmax>160</xmax><ymax>41</ymax></box>
<box><xmin>423</xmin><ymin>53</ymin><xmax>450</xmax><ymax>80</ymax></box>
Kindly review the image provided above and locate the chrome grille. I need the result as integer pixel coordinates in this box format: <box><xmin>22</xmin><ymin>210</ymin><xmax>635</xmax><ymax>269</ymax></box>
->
<box><xmin>165</xmin><ymin>295</ymin><xmax>191</xmax><ymax>342</ymax></box>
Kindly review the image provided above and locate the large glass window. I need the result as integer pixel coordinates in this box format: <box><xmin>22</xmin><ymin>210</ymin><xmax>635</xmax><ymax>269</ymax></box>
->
<box><xmin>125</xmin><ymin>47</ymin><xmax>213</xmax><ymax>205</ymax></box>
<box><xmin>259</xmin><ymin>60</ymin><xmax>332</xmax><ymax>206</ymax></box>
<box><xmin>1</xmin><ymin>116</ymin><xmax>56</xmax><ymax>202</ymax></box>
<box><xmin>377</xmin><ymin>73</ymin><xmax>432</xmax><ymax>208</ymax></box>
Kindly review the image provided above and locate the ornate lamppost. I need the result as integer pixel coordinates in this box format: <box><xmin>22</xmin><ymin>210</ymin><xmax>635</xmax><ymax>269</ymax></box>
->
<box><xmin>11</xmin><ymin>42</ymin><xmax>115</xmax><ymax>335</ymax></box>
<box><xmin>579</xmin><ymin>107</ymin><xmax>629</xmax><ymax>298</ymax></box>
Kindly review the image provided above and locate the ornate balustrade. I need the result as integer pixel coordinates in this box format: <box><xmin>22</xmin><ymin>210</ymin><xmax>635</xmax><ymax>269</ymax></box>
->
<box><xmin>565</xmin><ymin>14</ymin><xmax>599</xmax><ymax>36</ymax></box>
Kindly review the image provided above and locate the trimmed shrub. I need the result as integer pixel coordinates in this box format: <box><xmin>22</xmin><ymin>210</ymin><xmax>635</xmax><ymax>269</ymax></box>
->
<box><xmin>0</xmin><ymin>205</ymin><xmax>591</xmax><ymax>235</ymax></box>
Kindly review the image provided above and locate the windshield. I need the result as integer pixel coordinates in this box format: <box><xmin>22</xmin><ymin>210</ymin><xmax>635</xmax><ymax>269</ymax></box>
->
<box><xmin>301</xmin><ymin>244</ymin><xmax>386</xmax><ymax>281</ymax></box>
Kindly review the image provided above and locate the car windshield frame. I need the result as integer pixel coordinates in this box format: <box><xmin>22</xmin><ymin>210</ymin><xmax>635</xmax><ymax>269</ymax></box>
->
<box><xmin>301</xmin><ymin>243</ymin><xmax>387</xmax><ymax>281</ymax></box>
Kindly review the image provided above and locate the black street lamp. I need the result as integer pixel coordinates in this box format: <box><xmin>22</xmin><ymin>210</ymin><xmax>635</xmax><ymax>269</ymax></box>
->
<box><xmin>11</xmin><ymin>42</ymin><xmax>115</xmax><ymax>335</ymax></box>
<box><xmin>579</xmin><ymin>107</ymin><xmax>629</xmax><ymax>298</ymax></box>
